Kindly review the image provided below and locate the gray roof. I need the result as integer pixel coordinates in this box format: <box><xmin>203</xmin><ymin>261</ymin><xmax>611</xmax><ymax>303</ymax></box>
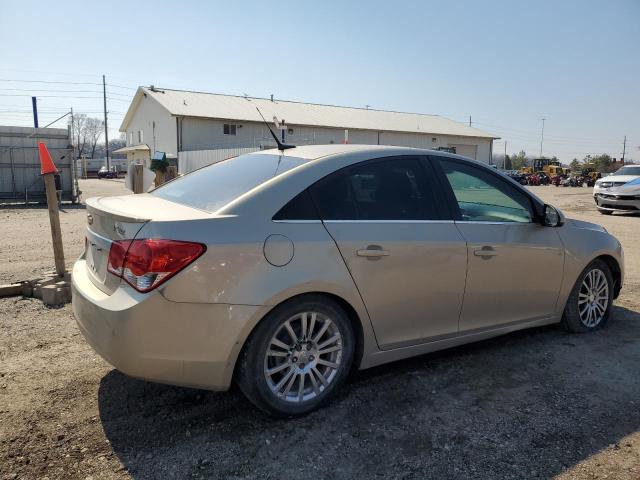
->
<box><xmin>121</xmin><ymin>87</ymin><xmax>498</xmax><ymax>139</ymax></box>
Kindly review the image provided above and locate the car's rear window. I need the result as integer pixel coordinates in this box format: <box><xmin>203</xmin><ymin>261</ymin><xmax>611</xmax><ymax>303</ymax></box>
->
<box><xmin>151</xmin><ymin>153</ymin><xmax>308</xmax><ymax>212</ymax></box>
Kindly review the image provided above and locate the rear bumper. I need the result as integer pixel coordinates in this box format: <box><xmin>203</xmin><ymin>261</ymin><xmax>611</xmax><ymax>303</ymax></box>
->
<box><xmin>71</xmin><ymin>259</ymin><xmax>267</xmax><ymax>390</ymax></box>
<box><xmin>594</xmin><ymin>194</ymin><xmax>640</xmax><ymax>212</ymax></box>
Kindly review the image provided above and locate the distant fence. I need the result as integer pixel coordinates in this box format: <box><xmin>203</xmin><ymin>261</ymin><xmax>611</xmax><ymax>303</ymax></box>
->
<box><xmin>178</xmin><ymin>147</ymin><xmax>261</xmax><ymax>174</ymax></box>
<box><xmin>0</xmin><ymin>126</ymin><xmax>76</xmax><ymax>204</ymax></box>
<box><xmin>76</xmin><ymin>157</ymin><xmax>128</xmax><ymax>177</ymax></box>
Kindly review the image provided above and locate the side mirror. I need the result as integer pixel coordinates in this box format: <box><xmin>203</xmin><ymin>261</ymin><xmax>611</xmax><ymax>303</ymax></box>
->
<box><xmin>543</xmin><ymin>204</ymin><xmax>564</xmax><ymax>227</ymax></box>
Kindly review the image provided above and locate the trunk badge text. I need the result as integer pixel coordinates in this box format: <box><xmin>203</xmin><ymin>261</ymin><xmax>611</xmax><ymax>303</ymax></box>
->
<box><xmin>114</xmin><ymin>222</ymin><xmax>126</xmax><ymax>237</ymax></box>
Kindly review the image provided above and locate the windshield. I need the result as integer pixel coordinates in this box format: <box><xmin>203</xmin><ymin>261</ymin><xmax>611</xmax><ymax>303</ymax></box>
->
<box><xmin>152</xmin><ymin>153</ymin><xmax>308</xmax><ymax>212</ymax></box>
<box><xmin>614</xmin><ymin>166</ymin><xmax>640</xmax><ymax>176</ymax></box>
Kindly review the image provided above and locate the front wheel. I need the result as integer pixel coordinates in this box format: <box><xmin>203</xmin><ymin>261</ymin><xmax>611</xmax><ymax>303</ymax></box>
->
<box><xmin>236</xmin><ymin>295</ymin><xmax>354</xmax><ymax>417</ymax></box>
<box><xmin>562</xmin><ymin>259</ymin><xmax>613</xmax><ymax>333</ymax></box>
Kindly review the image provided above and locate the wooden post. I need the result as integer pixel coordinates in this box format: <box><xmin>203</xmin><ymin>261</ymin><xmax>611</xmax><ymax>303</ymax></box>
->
<box><xmin>133</xmin><ymin>164</ymin><xmax>144</xmax><ymax>194</ymax></box>
<box><xmin>154</xmin><ymin>169</ymin><xmax>165</xmax><ymax>188</ymax></box>
<box><xmin>166</xmin><ymin>166</ymin><xmax>177</xmax><ymax>181</ymax></box>
<box><xmin>38</xmin><ymin>143</ymin><xmax>65</xmax><ymax>277</ymax></box>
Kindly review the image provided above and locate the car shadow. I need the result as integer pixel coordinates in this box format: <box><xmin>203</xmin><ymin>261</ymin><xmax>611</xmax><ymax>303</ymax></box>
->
<box><xmin>98</xmin><ymin>305</ymin><xmax>640</xmax><ymax>479</ymax></box>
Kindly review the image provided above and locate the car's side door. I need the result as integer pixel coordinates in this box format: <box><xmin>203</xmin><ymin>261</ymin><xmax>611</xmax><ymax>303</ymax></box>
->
<box><xmin>310</xmin><ymin>156</ymin><xmax>468</xmax><ymax>350</ymax></box>
<box><xmin>431</xmin><ymin>156</ymin><xmax>564</xmax><ymax>331</ymax></box>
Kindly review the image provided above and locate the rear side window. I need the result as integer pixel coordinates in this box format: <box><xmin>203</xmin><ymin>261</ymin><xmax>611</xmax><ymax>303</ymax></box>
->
<box><xmin>152</xmin><ymin>153</ymin><xmax>308</xmax><ymax>212</ymax></box>
<box><xmin>311</xmin><ymin>157</ymin><xmax>439</xmax><ymax>220</ymax></box>
<box><xmin>273</xmin><ymin>189</ymin><xmax>319</xmax><ymax>220</ymax></box>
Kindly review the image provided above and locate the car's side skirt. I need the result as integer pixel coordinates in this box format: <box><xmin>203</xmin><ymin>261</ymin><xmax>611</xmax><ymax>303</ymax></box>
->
<box><xmin>360</xmin><ymin>315</ymin><xmax>560</xmax><ymax>370</ymax></box>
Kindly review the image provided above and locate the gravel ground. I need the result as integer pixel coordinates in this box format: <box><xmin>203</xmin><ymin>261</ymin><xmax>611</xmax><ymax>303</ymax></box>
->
<box><xmin>0</xmin><ymin>179</ymin><xmax>128</xmax><ymax>285</ymax></box>
<box><xmin>1</xmin><ymin>181</ymin><xmax>639</xmax><ymax>479</ymax></box>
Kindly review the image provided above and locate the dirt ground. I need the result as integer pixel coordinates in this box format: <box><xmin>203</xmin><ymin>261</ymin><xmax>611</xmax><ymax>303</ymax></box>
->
<box><xmin>1</xmin><ymin>179</ymin><xmax>128</xmax><ymax>285</ymax></box>
<box><xmin>1</xmin><ymin>180</ymin><xmax>639</xmax><ymax>479</ymax></box>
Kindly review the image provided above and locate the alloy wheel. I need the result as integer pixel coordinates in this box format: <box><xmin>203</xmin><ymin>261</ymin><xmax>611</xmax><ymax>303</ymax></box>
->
<box><xmin>578</xmin><ymin>268</ymin><xmax>609</xmax><ymax>328</ymax></box>
<box><xmin>263</xmin><ymin>311</ymin><xmax>343</xmax><ymax>403</ymax></box>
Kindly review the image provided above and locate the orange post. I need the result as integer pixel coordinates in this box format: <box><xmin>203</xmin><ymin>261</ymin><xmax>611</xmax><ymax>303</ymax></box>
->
<box><xmin>38</xmin><ymin>142</ymin><xmax>66</xmax><ymax>277</ymax></box>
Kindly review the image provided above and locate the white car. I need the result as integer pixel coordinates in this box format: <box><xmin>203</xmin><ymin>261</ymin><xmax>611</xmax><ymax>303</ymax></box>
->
<box><xmin>594</xmin><ymin>165</ymin><xmax>640</xmax><ymax>214</ymax></box>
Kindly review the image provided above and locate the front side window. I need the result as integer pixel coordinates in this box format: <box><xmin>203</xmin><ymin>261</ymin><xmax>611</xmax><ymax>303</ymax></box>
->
<box><xmin>439</xmin><ymin>158</ymin><xmax>532</xmax><ymax>223</ymax></box>
<box><xmin>311</xmin><ymin>157</ymin><xmax>438</xmax><ymax>220</ymax></box>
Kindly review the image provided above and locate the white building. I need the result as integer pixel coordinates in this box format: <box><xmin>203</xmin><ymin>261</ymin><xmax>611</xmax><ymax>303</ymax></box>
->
<box><xmin>117</xmin><ymin>86</ymin><xmax>498</xmax><ymax>173</ymax></box>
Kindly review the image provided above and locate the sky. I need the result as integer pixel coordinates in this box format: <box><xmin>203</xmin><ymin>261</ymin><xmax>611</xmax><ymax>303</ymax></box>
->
<box><xmin>0</xmin><ymin>0</ymin><xmax>638</xmax><ymax>163</ymax></box>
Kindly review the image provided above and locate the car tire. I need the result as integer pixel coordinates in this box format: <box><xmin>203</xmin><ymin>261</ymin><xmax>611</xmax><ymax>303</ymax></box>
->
<box><xmin>236</xmin><ymin>295</ymin><xmax>355</xmax><ymax>417</ymax></box>
<box><xmin>598</xmin><ymin>209</ymin><xmax>613</xmax><ymax>215</ymax></box>
<box><xmin>562</xmin><ymin>259</ymin><xmax>613</xmax><ymax>333</ymax></box>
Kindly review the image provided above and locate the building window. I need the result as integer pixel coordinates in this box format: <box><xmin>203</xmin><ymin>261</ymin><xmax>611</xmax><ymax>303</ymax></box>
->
<box><xmin>223</xmin><ymin>124</ymin><xmax>237</xmax><ymax>135</ymax></box>
<box><xmin>138</xmin><ymin>130</ymin><xmax>144</xmax><ymax>143</ymax></box>
<box><xmin>128</xmin><ymin>132</ymin><xmax>133</xmax><ymax>145</ymax></box>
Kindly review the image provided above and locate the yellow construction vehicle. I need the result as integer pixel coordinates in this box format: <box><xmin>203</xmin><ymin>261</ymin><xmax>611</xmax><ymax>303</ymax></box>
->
<box><xmin>521</xmin><ymin>159</ymin><xmax>568</xmax><ymax>176</ymax></box>
<box><xmin>581</xmin><ymin>165</ymin><xmax>602</xmax><ymax>186</ymax></box>
<box><xmin>546</xmin><ymin>164</ymin><xmax>570</xmax><ymax>176</ymax></box>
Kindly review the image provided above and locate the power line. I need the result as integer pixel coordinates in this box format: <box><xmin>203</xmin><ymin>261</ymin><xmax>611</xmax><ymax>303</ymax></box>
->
<box><xmin>474</xmin><ymin>120</ymin><xmax>622</xmax><ymax>143</ymax></box>
<box><xmin>0</xmin><ymin>109</ymin><xmax>124</xmax><ymax>114</ymax></box>
<box><xmin>0</xmin><ymin>94</ymin><xmax>104</xmax><ymax>99</ymax></box>
<box><xmin>0</xmin><ymin>78</ymin><xmax>103</xmax><ymax>86</ymax></box>
<box><xmin>0</xmin><ymin>68</ymin><xmax>144</xmax><ymax>86</ymax></box>
<box><xmin>0</xmin><ymin>67</ymin><xmax>104</xmax><ymax>78</ymax></box>
<box><xmin>105</xmin><ymin>90</ymin><xmax>133</xmax><ymax>98</ymax></box>
<box><xmin>107</xmin><ymin>83</ymin><xmax>137</xmax><ymax>91</ymax></box>
<box><xmin>480</xmin><ymin>126</ymin><xmax>628</xmax><ymax>147</ymax></box>
<box><xmin>0</xmin><ymin>87</ymin><xmax>107</xmax><ymax>94</ymax></box>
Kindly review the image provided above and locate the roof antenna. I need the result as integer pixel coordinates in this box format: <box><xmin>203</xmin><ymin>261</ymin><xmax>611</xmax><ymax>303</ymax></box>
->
<box><xmin>255</xmin><ymin>107</ymin><xmax>295</xmax><ymax>151</ymax></box>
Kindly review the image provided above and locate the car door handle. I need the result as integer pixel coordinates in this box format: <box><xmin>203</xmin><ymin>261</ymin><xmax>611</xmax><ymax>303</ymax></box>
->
<box><xmin>473</xmin><ymin>247</ymin><xmax>498</xmax><ymax>257</ymax></box>
<box><xmin>357</xmin><ymin>247</ymin><xmax>390</xmax><ymax>258</ymax></box>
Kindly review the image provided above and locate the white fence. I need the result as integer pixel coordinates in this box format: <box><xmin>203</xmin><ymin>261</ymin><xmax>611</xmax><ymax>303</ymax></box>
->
<box><xmin>178</xmin><ymin>147</ymin><xmax>262</xmax><ymax>174</ymax></box>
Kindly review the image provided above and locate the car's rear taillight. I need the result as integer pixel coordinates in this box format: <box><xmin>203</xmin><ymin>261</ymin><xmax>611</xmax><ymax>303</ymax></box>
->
<box><xmin>107</xmin><ymin>239</ymin><xmax>205</xmax><ymax>292</ymax></box>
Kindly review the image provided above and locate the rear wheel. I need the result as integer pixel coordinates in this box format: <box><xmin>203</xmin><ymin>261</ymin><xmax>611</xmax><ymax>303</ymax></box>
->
<box><xmin>236</xmin><ymin>295</ymin><xmax>354</xmax><ymax>417</ymax></box>
<box><xmin>562</xmin><ymin>259</ymin><xmax>613</xmax><ymax>332</ymax></box>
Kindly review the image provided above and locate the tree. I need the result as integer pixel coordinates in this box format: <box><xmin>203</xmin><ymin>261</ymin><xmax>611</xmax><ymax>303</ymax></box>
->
<box><xmin>69</xmin><ymin>114</ymin><xmax>104</xmax><ymax>158</ymax></box>
<box><xmin>584</xmin><ymin>154</ymin><xmax>614</xmax><ymax>173</ymax></box>
<box><xmin>570</xmin><ymin>158</ymin><xmax>582</xmax><ymax>172</ymax></box>
<box><xmin>70</xmin><ymin>114</ymin><xmax>89</xmax><ymax>158</ymax></box>
<box><xmin>92</xmin><ymin>137</ymin><xmax>126</xmax><ymax>159</ymax></box>
<box><xmin>85</xmin><ymin>117</ymin><xmax>104</xmax><ymax>158</ymax></box>
<box><xmin>510</xmin><ymin>151</ymin><xmax>528</xmax><ymax>170</ymax></box>
<box><xmin>504</xmin><ymin>154</ymin><xmax>512</xmax><ymax>170</ymax></box>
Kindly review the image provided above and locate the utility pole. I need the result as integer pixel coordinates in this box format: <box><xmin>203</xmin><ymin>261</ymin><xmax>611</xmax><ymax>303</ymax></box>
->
<box><xmin>70</xmin><ymin>107</ymin><xmax>80</xmax><ymax>201</ymax></box>
<box><xmin>31</xmin><ymin>96</ymin><xmax>39</xmax><ymax>128</ymax></box>
<box><xmin>539</xmin><ymin>118</ymin><xmax>546</xmax><ymax>158</ymax></box>
<box><xmin>469</xmin><ymin>116</ymin><xmax>472</xmax><ymax>127</ymax></box>
<box><xmin>504</xmin><ymin>141</ymin><xmax>507</xmax><ymax>168</ymax></box>
<box><xmin>102</xmin><ymin>74</ymin><xmax>110</xmax><ymax>170</ymax></box>
<box><xmin>622</xmin><ymin>135</ymin><xmax>626</xmax><ymax>165</ymax></box>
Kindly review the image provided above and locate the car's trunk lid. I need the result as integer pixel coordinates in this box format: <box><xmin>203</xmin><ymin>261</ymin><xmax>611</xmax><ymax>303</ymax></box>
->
<box><xmin>84</xmin><ymin>194</ymin><xmax>211</xmax><ymax>294</ymax></box>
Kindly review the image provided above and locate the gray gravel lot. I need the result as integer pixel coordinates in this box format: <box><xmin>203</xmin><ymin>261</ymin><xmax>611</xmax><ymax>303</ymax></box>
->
<box><xmin>1</xmin><ymin>180</ymin><xmax>639</xmax><ymax>479</ymax></box>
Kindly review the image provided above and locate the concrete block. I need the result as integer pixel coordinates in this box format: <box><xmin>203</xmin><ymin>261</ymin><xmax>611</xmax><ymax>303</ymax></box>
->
<box><xmin>40</xmin><ymin>284</ymin><xmax>71</xmax><ymax>307</ymax></box>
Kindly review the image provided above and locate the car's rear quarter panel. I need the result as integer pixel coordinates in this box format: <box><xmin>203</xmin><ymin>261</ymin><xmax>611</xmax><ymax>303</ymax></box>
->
<box><xmin>144</xmin><ymin>216</ymin><xmax>379</xmax><ymax>370</ymax></box>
